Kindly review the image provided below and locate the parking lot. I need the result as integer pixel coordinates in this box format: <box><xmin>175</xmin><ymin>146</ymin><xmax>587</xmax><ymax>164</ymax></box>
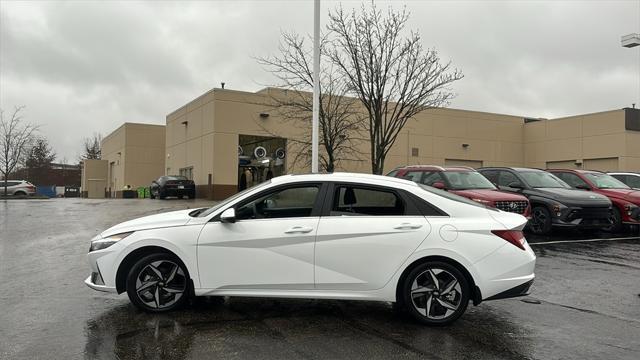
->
<box><xmin>1</xmin><ymin>198</ymin><xmax>639</xmax><ymax>359</ymax></box>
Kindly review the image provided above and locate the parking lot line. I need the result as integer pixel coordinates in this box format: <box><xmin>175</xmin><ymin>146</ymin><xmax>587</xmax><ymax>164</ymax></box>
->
<box><xmin>529</xmin><ymin>236</ymin><xmax>640</xmax><ymax>246</ymax></box>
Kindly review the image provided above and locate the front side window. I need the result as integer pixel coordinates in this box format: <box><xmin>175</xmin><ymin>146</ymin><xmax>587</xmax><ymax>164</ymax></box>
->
<box><xmin>331</xmin><ymin>186</ymin><xmax>404</xmax><ymax>216</ymax></box>
<box><xmin>498</xmin><ymin>171</ymin><xmax>522</xmax><ymax>187</ymax></box>
<box><xmin>583</xmin><ymin>173</ymin><xmax>630</xmax><ymax>189</ymax></box>
<box><xmin>421</xmin><ymin>172</ymin><xmax>444</xmax><ymax>186</ymax></box>
<box><xmin>236</xmin><ymin>185</ymin><xmax>320</xmax><ymax>220</ymax></box>
<box><xmin>403</xmin><ymin>171</ymin><xmax>424</xmax><ymax>183</ymax></box>
<box><xmin>555</xmin><ymin>173</ymin><xmax>589</xmax><ymax>188</ymax></box>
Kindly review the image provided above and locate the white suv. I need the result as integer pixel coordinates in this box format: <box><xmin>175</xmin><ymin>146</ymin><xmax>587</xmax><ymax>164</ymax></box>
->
<box><xmin>1</xmin><ymin>180</ymin><xmax>36</xmax><ymax>196</ymax></box>
<box><xmin>608</xmin><ymin>172</ymin><xmax>640</xmax><ymax>189</ymax></box>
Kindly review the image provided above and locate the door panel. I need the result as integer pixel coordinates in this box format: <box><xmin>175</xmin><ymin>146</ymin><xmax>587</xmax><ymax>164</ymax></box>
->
<box><xmin>314</xmin><ymin>216</ymin><xmax>430</xmax><ymax>290</ymax></box>
<box><xmin>197</xmin><ymin>218</ymin><xmax>318</xmax><ymax>289</ymax></box>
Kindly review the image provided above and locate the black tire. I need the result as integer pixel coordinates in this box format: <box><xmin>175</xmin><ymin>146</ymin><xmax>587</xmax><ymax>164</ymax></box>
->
<box><xmin>126</xmin><ymin>253</ymin><xmax>190</xmax><ymax>312</ymax></box>
<box><xmin>14</xmin><ymin>191</ymin><xmax>27</xmax><ymax>196</ymax></box>
<box><xmin>159</xmin><ymin>190</ymin><xmax>166</xmax><ymax>200</ymax></box>
<box><xmin>402</xmin><ymin>261</ymin><xmax>470</xmax><ymax>326</ymax></box>
<box><xmin>150</xmin><ymin>188</ymin><xmax>156</xmax><ymax>199</ymax></box>
<box><xmin>529</xmin><ymin>206</ymin><xmax>553</xmax><ymax>235</ymax></box>
<box><xmin>604</xmin><ymin>207</ymin><xmax>623</xmax><ymax>233</ymax></box>
<box><xmin>188</xmin><ymin>191</ymin><xmax>195</xmax><ymax>199</ymax></box>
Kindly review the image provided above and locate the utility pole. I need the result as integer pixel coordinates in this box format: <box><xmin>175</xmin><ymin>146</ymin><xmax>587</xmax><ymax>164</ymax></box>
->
<box><xmin>311</xmin><ymin>0</ymin><xmax>320</xmax><ymax>173</ymax></box>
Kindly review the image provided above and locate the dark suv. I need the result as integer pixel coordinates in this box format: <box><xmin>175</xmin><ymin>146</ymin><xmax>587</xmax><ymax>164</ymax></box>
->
<box><xmin>478</xmin><ymin>167</ymin><xmax>612</xmax><ymax>235</ymax></box>
<box><xmin>150</xmin><ymin>176</ymin><xmax>196</xmax><ymax>199</ymax></box>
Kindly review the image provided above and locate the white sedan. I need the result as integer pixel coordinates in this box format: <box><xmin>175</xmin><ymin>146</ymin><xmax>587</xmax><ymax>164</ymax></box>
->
<box><xmin>85</xmin><ymin>173</ymin><xmax>536</xmax><ymax>325</ymax></box>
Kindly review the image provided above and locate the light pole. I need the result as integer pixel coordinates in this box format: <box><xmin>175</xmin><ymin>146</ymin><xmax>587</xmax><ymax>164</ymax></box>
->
<box><xmin>311</xmin><ymin>0</ymin><xmax>320</xmax><ymax>173</ymax></box>
<box><xmin>621</xmin><ymin>33</ymin><xmax>640</xmax><ymax>109</ymax></box>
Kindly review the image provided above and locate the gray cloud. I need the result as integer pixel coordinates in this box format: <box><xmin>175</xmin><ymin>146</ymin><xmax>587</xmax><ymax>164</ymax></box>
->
<box><xmin>1</xmin><ymin>0</ymin><xmax>639</xmax><ymax>161</ymax></box>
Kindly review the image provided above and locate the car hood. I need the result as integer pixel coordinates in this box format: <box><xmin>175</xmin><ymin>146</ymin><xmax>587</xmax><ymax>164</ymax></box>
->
<box><xmin>531</xmin><ymin>188</ymin><xmax>611</xmax><ymax>206</ymax></box>
<box><xmin>450</xmin><ymin>189</ymin><xmax>527</xmax><ymax>202</ymax></box>
<box><xmin>101</xmin><ymin>209</ymin><xmax>193</xmax><ymax>238</ymax></box>
<box><xmin>596</xmin><ymin>188</ymin><xmax>640</xmax><ymax>204</ymax></box>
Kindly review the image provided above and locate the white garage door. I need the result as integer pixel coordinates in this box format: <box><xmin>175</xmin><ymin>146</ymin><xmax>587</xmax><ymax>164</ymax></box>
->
<box><xmin>584</xmin><ymin>158</ymin><xmax>619</xmax><ymax>172</ymax></box>
<box><xmin>546</xmin><ymin>160</ymin><xmax>579</xmax><ymax>170</ymax></box>
<box><xmin>444</xmin><ymin>159</ymin><xmax>483</xmax><ymax>169</ymax></box>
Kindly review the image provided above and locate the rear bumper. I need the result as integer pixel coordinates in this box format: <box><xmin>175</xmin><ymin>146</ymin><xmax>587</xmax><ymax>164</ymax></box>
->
<box><xmin>484</xmin><ymin>279</ymin><xmax>534</xmax><ymax>301</ymax></box>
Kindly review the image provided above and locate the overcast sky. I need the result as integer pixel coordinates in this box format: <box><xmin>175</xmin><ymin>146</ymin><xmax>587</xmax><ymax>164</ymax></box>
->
<box><xmin>1</xmin><ymin>0</ymin><xmax>639</xmax><ymax>162</ymax></box>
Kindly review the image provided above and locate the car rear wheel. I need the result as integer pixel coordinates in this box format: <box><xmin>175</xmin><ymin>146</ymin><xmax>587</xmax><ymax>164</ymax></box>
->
<box><xmin>529</xmin><ymin>206</ymin><xmax>552</xmax><ymax>235</ymax></box>
<box><xmin>402</xmin><ymin>261</ymin><xmax>469</xmax><ymax>326</ymax></box>
<box><xmin>149</xmin><ymin>188</ymin><xmax>156</xmax><ymax>199</ymax></box>
<box><xmin>159</xmin><ymin>190</ymin><xmax>166</xmax><ymax>200</ymax></box>
<box><xmin>126</xmin><ymin>253</ymin><xmax>190</xmax><ymax>312</ymax></box>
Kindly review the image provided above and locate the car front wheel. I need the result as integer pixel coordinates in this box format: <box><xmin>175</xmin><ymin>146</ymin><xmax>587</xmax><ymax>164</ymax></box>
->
<box><xmin>126</xmin><ymin>253</ymin><xmax>190</xmax><ymax>312</ymax></box>
<box><xmin>402</xmin><ymin>261</ymin><xmax>469</xmax><ymax>326</ymax></box>
<box><xmin>604</xmin><ymin>207</ymin><xmax>622</xmax><ymax>233</ymax></box>
<box><xmin>529</xmin><ymin>206</ymin><xmax>552</xmax><ymax>235</ymax></box>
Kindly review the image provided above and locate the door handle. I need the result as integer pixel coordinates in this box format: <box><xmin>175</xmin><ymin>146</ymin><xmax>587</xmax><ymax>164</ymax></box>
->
<box><xmin>284</xmin><ymin>226</ymin><xmax>314</xmax><ymax>234</ymax></box>
<box><xmin>394</xmin><ymin>223</ymin><xmax>423</xmax><ymax>230</ymax></box>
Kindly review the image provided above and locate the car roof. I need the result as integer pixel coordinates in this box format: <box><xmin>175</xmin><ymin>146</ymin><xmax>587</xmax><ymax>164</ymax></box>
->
<box><xmin>478</xmin><ymin>167</ymin><xmax>544</xmax><ymax>172</ymax></box>
<box><xmin>395</xmin><ymin>165</ymin><xmax>476</xmax><ymax>172</ymax></box>
<box><xmin>608</xmin><ymin>172</ymin><xmax>640</xmax><ymax>175</ymax></box>
<box><xmin>547</xmin><ymin>169</ymin><xmax>604</xmax><ymax>174</ymax></box>
<box><xmin>270</xmin><ymin>172</ymin><xmax>420</xmax><ymax>188</ymax></box>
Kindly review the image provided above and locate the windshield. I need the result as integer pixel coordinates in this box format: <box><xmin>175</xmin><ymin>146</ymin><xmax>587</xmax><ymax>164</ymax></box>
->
<box><xmin>441</xmin><ymin>171</ymin><xmax>496</xmax><ymax>190</ymax></box>
<box><xmin>584</xmin><ymin>173</ymin><xmax>630</xmax><ymax>189</ymax></box>
<box><xmin>520</xmin><ymin>171</ymin><xmax>570</xmax><ymax>189</ymax></box>
<box><xmin>418</xmin><ymin>184</ymin><xmax>494</xmax><ymax>210</ymax></box>
<box><xmin>197</xmin><ymin>180</ymin><xmax>271</xmax><ymax>217</ymax></box>
<box><xmin>166</xmin><ymin>176</ymin><xmax>188</xmax><ymax>181</ymax></box>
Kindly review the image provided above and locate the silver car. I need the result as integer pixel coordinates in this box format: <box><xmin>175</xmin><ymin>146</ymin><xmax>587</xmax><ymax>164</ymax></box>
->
<box><xmin>1</xmin><ymin>180</ymin><xmax>36</xmax><ymax>196</ymax></box>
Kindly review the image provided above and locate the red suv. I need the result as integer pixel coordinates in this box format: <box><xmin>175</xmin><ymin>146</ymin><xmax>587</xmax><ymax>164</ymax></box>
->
<box><xmin>548</xmin><ymin>169</ymin><xmax>640</xmax><ymax>231</ymax></box>
<box><xmin>388</xmin><ymin>165</ymin><xmax>531</xmax><ymax>217</ymax></box>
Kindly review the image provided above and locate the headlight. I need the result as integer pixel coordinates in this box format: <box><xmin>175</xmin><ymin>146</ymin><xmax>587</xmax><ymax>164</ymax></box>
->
<box><xmin>90</xmin><ymin>232</ymin><xmax>133</xmax><ymax>252</ymax></box>
<box><xmin>623</xmin><ymin>203</ymin><xmax>638</xmax><ymax>216</ymax></box>
<box><xmin>471</xmin><ymin>198</ymin><xmax>492</xmax><ymax>205</ymax></box>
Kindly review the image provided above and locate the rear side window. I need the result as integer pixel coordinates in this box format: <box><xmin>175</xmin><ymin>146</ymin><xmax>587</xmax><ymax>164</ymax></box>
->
<box><xmin>331</xmin><ymin>186</ymin><xmax>404</xmax><ymax>216</ymax></box>
<box><xmin>627</xmin><ymin>176</ymin><xmax>640</xmax><ymax>188</ymax></box>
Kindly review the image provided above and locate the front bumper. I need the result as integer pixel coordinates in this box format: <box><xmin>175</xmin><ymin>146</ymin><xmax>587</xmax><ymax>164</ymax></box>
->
<box><xmin>551</xmin><ymin>206</ymin><xmax>612</xmax><ymax>228</ymax></box>
<box><xmin>84</xmin><ymin>274</ymin><xmax>117</xmax><ymax>293</ymax></box>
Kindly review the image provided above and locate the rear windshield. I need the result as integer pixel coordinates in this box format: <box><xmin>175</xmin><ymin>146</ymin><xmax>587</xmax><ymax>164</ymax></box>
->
<box><xmin>166</xmin><ymin>176</ymin><xmax>188</xmax><ymax>181</ymax></box>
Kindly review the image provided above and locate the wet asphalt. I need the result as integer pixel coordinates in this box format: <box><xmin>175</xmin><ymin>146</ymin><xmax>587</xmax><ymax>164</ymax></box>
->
<box><xmin>1</xmin><ymin>199</ymin><xmax>639</xmax><ymax>360</ymax></box>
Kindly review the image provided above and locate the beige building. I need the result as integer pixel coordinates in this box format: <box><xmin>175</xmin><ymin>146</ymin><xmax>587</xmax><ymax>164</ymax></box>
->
<box><xmin>100</xmin><ymin>123</ymin><xmax>166</xmax><ymax>197</ymax></box>
<box><xmin>81</xmin><ymin>159</ymin><xmax>108</xmax><ymax>198</ymax></box>
<box><xmin>165</xmin><ymin>87</ymin><xmax>640</xmax><ymax>199</ymax></box>
<box><xmin>82</xmin><ymin>87</ymin><xmax>639</xmax><ymax>200</ymax></box>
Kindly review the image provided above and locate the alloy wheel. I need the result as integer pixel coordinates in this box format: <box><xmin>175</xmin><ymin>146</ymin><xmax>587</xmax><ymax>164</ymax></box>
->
<box><xmin>410</xmin><ymin>268</ymin><xmax>462</xmax><ymax>320</ymax></box>
<box><xmin>135</xmin><ymin>260</ymin><xmax>186</xmax><ymax>310</ymax></box>
<box><xmin>530</xmin><ymin>208</ymin><xmax>548</xmax><ymax>234</ymax></box>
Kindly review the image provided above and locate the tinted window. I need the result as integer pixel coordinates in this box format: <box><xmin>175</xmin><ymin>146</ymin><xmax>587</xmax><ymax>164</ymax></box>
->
<box><xmin>627</xmin><ymin>176</ymin><xmax>640</xmax><ymax>188</ymax></box>
<box><xmin>422</xmin><ymin>172</ymin><xmax>444</xmax><ymax>186</ymax></box>
<box><xmin>236</xmin><ymin>185</ymin><xmax>320</xmax><ymax>220</ymax></box>
<box><xmin>386</xmin><ymin>169</ymin><xmax>399</xmax><ymax>177</ymax></box>
<box><xmin>480</xmin><ymin>170</ymin><xmax>498</xmax><ymax>184</ymax></box>
<box><xmin>404</xmin><ymin>171</ymin><xmax>424</xmax><ymax>183</ymax></box>
<box><xmin>498</xmin><ymin>171</ymin><xmax>521</xmax><ymax>187</ymax></box>
<box><xmin>331</xmin><ymin>186</ymin><xmax>404</xmax><ymax>216</ymax></box>
<box><xmin>555</xmin><ymin>173</ymin><xmax>589</xmax><ymax>188</ymax></box>
<box><xmin>199</xmin><ymin>181</ymin><xmax>272</xmax><ymax>217</ymax></box>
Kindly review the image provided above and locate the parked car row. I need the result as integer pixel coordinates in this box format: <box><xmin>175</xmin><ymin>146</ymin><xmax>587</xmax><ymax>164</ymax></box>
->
<box><xmin>388</xmin><ymin>166</ymin><xmax>640</xmax><ymax>235</ymax></box>
<box><xmin>0</xmin><ymin>180</ymin><xmax>37</xmax><ymax>196</ymax></box>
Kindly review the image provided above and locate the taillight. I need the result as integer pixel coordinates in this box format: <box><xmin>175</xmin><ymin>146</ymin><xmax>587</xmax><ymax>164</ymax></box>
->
<box><xmin>491</xmin><ymin>230</ymin><xmax>526</xmax><ymax>250</ymax></box>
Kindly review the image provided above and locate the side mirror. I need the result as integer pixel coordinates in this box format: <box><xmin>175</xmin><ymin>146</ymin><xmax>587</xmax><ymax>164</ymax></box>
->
<box><xmin>220</xmin><ymin>208</ymin><xmax>236</xmax><ymax>223</ymax></box>
<box><xmin>507</xmin><ymin>182</ymin><xmax>524</xmax><ymax>189</ymax></box>
<box><xmin>576</xmin><ymin>184</ymin><xmax>591</xmax><ymax>190</ymax></box>
<box><xmin>432</xmin><ymin>181</ymin><xmax>446</xmax><ymax>190</ymax></box>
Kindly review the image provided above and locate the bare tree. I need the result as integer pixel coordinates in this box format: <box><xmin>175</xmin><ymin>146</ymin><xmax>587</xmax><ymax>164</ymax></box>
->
<box><xmin>327</xmin><ymin>4</ymin><xmax>464</xmax><ymax>174</ymax></box>
<box><xmin>0</xmin><ymin>106</ymin><xmax>38</xmax><ymax>195</ymax></box>
<box><xmin>257</xmin><ymin>32</ymin><xmax>364</xmax><ymax>173</ymax></box>
<box><xmin>80</xmin><ymin>133</ymin><xmax>102</xmax><ymax>161</ymax></box>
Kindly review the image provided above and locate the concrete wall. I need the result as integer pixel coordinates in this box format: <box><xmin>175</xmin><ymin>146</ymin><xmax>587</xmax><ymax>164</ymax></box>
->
<box><xmin>81</xmin><ymin>159</ymin><xmax>108</xmax><ymax>198</ymax></box>
<box><xmin>523</xmin><ymin>110</ymin><xmax>627</xmax><ymax>171</ymax></box>
<box><xmin>164</xmin><ymin>88</ymin><xmax>639</xmax><ymax>200</ymax></box>
<box><xmin>102</xmin><ymin>123</ymin><xmax>165</xmax><ymax>197</ymax></box>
